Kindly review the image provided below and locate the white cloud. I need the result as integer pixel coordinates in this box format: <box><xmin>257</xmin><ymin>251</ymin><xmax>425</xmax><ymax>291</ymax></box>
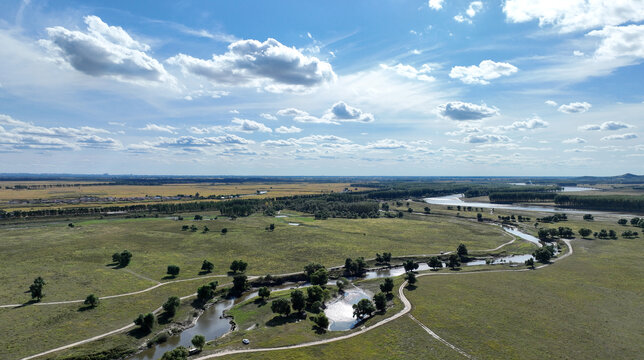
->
<box><xmin>463</xmin><ymin>133</ymin><xmax>511</xmax><ymax>144</ymax></box>
<box><xmin>573</xmin><ymin>50</ymin><xmax>585</xmax><ymax>56</ymax></box>
<box><xmin>39</xmin><ymin>15</ymin><xmax>174</xmax><ymax>85</ymax></box>
<box><xmin>366</xmin><ymin>139</ymin><xmax>409</xmax><ymax>150</ymax></box>
<box><xmin>563</xmin><ymin>137</ymin><xmax>587</xmax><ymax>144</ymax></box>
<box><xmin>545</xmin><ymin>100</ymin><xmax>558</xmax><ymax>107</ymax></box>
<box><xmin>295</xmin><ymin>135</ymin><xmax>352</xmax><ymax>145</ymax></box>
<box><xmin>436</xmin><ymin>101</ymin><xmax>499</xmax><ymax>121</ymax></box>
<box><xmin>558</xmin><ymin>101</ymin><xmax>592</xmax><ymax>113</ymax></box>
<box><xmin>229</xmin><ymin>109</ymin><xmax>240</xmax><ymax>114</ymax></box>
<box><xmin>262</xmin><ymin>139</ymin><xmax>297</xmax><ymax>147</ymax></box>
<box><xmin>275</xmin><ymin>125</ymin><xmax>302</xmax><ymax>134</ymax></box>
<box><xmin>380</xmin><ymin>63</ymin><xmax>434</xmax><ymax>82</ymax></box>
<box><xmin>0</xmin><ymin>114</ymin><xmax>121</xmax><ymax>151</ymax></box>
<box><xmin>260</xmin><ymin>113</ymin><xmax>277</xmax><ymax>121</ymax></box>
<box><xmin>466</xmin><ymin>1</ymin><xmax>483</xmax><ymax>17</ymax></box>
<box><xmin>428</xmin><ymin>0</ymin><xmax>444</xmax><ymax>10</ymax></box>
<box><xmin>454</xmin><ymin>1</ymin><xmax>483</xmax><ymax>23</ymax></box>
<box><xmin>231</xmin><ymin>118</ymin><xmax>272</xmax><ymax>133</ymax></box>
<box><xmin>601</xmin><ymin>133</ymin><xmax>638</xmax><ymax>141</ymax></box>
<box><xmin>587</xmin><ymin>24</ymin><xmax>644</xmax><ymax>61</ymax></box>
<box><xmin>503</xmin><ymin>0</ymin><xmax>644</xmax><ymax>33</ymax></box>
<box><xmin>449</xmin><ymin>60</ymin><xmax>518</xmax><ymax>85</ymax></box>
<box><xmin>167</xmin><ymin>38</ymin><xmax>336</xmax><ymax>93</ymax></box>
<box><xmin>277</xmin><ymin>102</ymin><xmax>374</xmax><ymax>124</ymax></box>
<box><xmin>502</xmin><ymin>116</ymin><xmax>549</xmax><ymax>131</ymax></box>
<box><xmin>139</xmin><ymin>124</ymin><xmax>177</xmax><ymax>134</ymax></box>
<box><xmin>323</xmin><ymin>101</ymin><xmax>375</xmax><ymax>123</ymax></box>
<box><xmin>580</xmin><ymin>121</ymin><xmax>633</xmax><ymax>131</ymax></box>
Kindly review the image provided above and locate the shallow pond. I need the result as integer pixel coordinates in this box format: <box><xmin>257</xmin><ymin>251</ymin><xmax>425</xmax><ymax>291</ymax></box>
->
<box><xmin>324</xmin><ymin>287</ymin><xmax>371</xmax><ymax>331</ymax></box>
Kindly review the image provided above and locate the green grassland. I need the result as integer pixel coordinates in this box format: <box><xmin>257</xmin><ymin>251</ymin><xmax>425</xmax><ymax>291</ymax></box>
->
<box><xmin>219</xmin><ymin>315</ymin><xmax>466</xmax><ymax>360</ymax></box>
<box><xmin>0</xmin><ymin>277</ymin><xmax>221</xmax><ymax>360</ymax></box>
<box><xmin>0</xmin><ymin>213</ymin><xmax>510</xmax><ymax>304</ymax></box>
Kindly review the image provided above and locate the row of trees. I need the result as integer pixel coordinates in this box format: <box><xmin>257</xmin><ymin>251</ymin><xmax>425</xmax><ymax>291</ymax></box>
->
<box><xmin>554</xmin><ymin>194</ymin><xmax>644</xmax><ymax>212</ymax></box>
<box><xmin>489</xmin><ymin>191</ymin><xmax>557</xmax><ymax>203</ymax></box>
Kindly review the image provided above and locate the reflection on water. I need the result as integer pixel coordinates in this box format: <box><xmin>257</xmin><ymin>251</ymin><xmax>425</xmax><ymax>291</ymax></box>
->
<box><xmin>325</xmin><ymin>288</ymin><xmax>371</xmax><ymax>331</ymax></box>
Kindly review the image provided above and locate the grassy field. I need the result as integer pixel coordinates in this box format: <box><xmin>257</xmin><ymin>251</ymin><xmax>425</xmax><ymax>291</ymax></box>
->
<box><xmin>0</xmin><ymin>182</ymin><xmax>365</xmax><ymax>204</ymax></box>
<box><xmin>0</xmin><ymin>277</ymin><xmax>222</xmax><ymax>360</ymax></box>
<box><xmin>0</xmin><ymin>213</ymin><xmax>510</xmax><ymax>304</ymax></box>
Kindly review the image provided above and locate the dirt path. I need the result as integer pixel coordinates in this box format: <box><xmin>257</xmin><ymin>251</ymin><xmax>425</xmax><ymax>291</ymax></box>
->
<box><xmin>408</xmin><ymin>314</ymin><xmax>473</xmax><ymax>359</ymax></box>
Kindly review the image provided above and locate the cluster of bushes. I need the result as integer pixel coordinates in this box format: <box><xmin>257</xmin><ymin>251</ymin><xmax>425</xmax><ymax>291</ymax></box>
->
<box><xmin>537</xmin><ymin>213</ymin><xmax>568</xmax><ymax>223</ymax></box>
<box><xmin>537</xmin><ymin>227</ymin><xmax>573</xmax><ymax>241</ymax></box>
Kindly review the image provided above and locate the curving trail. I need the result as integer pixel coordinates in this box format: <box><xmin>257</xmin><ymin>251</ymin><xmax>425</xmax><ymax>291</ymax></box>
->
<box><xmin>14</xmin><ymin>238</ymin><xmax>570</xmax><ymax>360</ymax></box>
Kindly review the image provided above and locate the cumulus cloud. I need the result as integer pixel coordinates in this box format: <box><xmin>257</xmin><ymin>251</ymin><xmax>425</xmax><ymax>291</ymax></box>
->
<box><xmin>277</xmin><ymin>102</ymin><xmax>374</xmax><ymax>124</ymax></box>
<box><xmin>449</xmin><ymin>60</ymin><xmax>518</xmax><ymax>85</ymax></box>
<box><xmin>167</xmin><ymin>38</ymin><xmax>336</xmax><ymax>93</ymax></box>
<box><xmin>295</xmin><ymin>135</ymin><xmax>352</xmax><ymax>145</ymax></box>
<box><xmin>0</xmin><ymin>114</ymin><xmax>120</xmax><ymax>151</ymax></box>
<box><xmin>545</xmin><ymin>100</ymin><xmax>558</xmax><ymax>107</ymax></box>
<box><xmin>380</xmin><ymin>63</ymin><xmax>435</xmax><ymax>82</ymax></box>
<box><xmin>463</xmin><ymin>134</ymin><xmax>511</xmax><ymax>144</ymax></box>
<box><xmin>139</xmin><ymin>124</ymin><xmax>177</xmax><ymax>134</ymax></box>
<box><xmin>428</xmin><ymin>0</ymin><xmax>444</xmax><ymax>10</ymax></box>
<box><xmin>558</xmin><ymin>101</ymin><xmax>591</xmax><ymax>113</ymax></box>
<box><xmin>501</xmin><ymin>116</ymin><xmax>549</xmax><ymax>131</ymax></box>
<box><xmin>579</xmin><ymin>121</ymin><xmax>633</xmax><ymax>131</ymax></box>
<box><xmin>366</xmin><ymin>139</ymin><xmax>409</xmax><ymax>150</ymax></box>
<box><xmin>262</xmin><ymin>139</ymin><xmax>298</xmax><ymax>147</ymax></box>
<box><xmin>503</xmin><ymin>0</ymin><xmax>644</xmax><ymax>33</ymax></box>
<box><xmin>260</xmin><ymin>113</ymin><xmax>277</xmax><ymax>121</ymax></box>
<box><xmin>563</xmin><ymin>137</ymin><xmax>587</xmax><ymax>144</ymax></box>
<box><xmin>436</xmin><ymin>101</ymin><xmax>499</xmax><ymax>121</ymax></box>
<box><xmin>231</xmin><ymin>118</ymin><xmax>272</xmax><ymax>133</ymax></box>
<box><xmin>275</xmin><ymin>125</ymin><xmax>302</xmax><ymax>134</ymax></box>
<box><xmin>39</xmin><ymin>15</ymin><xmax>173</xmax><ymax>85</ymax></box>
<box><xmin>454</xmin><ymin>1</ymin><xmax>483</xmax><ymax>23</ymax></box>
<box><xmin>601</xmin><ymin>133</ymin><xmax>638</xmax><ymax>141</ymax></box>
<box><xmin>587</xmin><ymin>24</ymin><xmax>644</xmax><ymax>61</ymax></box>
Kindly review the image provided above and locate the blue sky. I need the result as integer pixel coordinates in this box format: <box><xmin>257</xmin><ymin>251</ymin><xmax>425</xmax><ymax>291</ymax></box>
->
<box><xmin>0</xmin><ymin>0</ymin><xmax>643</xmax><ymax>176</ymax></box>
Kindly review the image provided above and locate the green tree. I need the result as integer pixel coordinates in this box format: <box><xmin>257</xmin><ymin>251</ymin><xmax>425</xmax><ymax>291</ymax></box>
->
<box><xmin>201</xmin><ymin>260</ymin><xmax>214</xmax><ymax>273</ymax></box>
<box><xmin>525</xmin><ymin>258</ymin><xmax>535</xmax><ymax>269</ymax></box>
<box><xmin>405</xmin><ymin>271</ymin><xmax>417</xmax><ymax>285</ymax></box>
<box><xmin>84</xmin><ymin>294</ymin><xmax>99</xmax><ymax>308</ymax></box>
<box><xmin>191</xmin><ymin>334</ymin><xmax>206</xmax><ymax>350</ymax></box>
<box><xmin>630</xmin><ymin>217</ymin><xmax>641</xmax><ymax>226</ymax></box>
<box><xmin>230</xmin><ymin>260</ymin><xmax>248</xmax><ymax>273</ymax></box>
<box><xmin>379</xmin><ymin>278</ymin><xmax>394</xmax><ymax>294</ymax></box>
<box><xmin>271</xmin><ymin>298</ymin><xmax>291</xmax><ymax>317</ymax></box>
<box><xmin>306</xmin><ymin>285</ymin><xmax>328</xmax><ymax>304</ymax></box>
<box><xmin>290</xmin><ymin>289</ymin><xmax>306</xmax><ymax>314</ymax></box>
<box><xmin>336</xmin><ymin>278</ymin><xmax>349</xmax><ymax>293</ymax></box>
<box><xmin>163</xmin><ymin>296</ymin><xmax>181</xmax><ymax>316</ymax></box>
<box><xmin>221</xmin><ymin>228</ymin><xmax>228</xmax><ymax>235</ymax></box>
<box><xmin>232</xmin><ymin>274</ymin><xmax>248</xmax><ymax>293</ymax></box>
<box><xmin>457</xmin><ymin>243</ymin><xmax>468</xmax><ymax>257</ymax></box>
<box><xmin>618</xmin><ymin>218</ymin><xmax>628</xmax><ymax>225</ymax></box>
<box><xmin>196</xmin><ymin>285</ymin><xmax>215</xmax><ymax>303</ymax></box>
<box><xmin>258</xmin><ymin>287</ymin><xmax>271</xmax><ymax>300</ymax></box>
<box><xmin>269</xmin><ymin>223</ymin><xmax>275</xmax><ymax>231</ymax></box>
<box><xmin>134</xmin><ymin>313</ymin><xmax>155</xmax><ymax>331</ymax></box>
<box><xmin>402</xmin><ymin>259</ymin><xmax>419</xmax><ymax>272</ymax></box>
<box><xmin>117</xmin><ymin>250</ymin><xmax>132</xmax><ymax>267</ymax></box>
<box><xmin>160</xmin><ymin>346</ymin><xmax>189</xmax><ymax>360</ymax></box>
<box><xmin>167</xmin><ymin>265</ymin><xmax>180</xmax><ymax>277</ymax></box>
<box><xmin>428</xmin><ymin>256</ymin><xmax>442</xmax><ymax>270</ymax></box>
<box><xmin>111</xmin><ymin>252</ymin><xmax>121</xmax><ymax>263</ymax></box>
<box><xmin>352</xmin><ymin>299</ymin><xmax>375</xmax><ymax>319</ymax></box>
<box><xmin>477</xmin><ymin>213</ymin><xmax>483</xmax><ymax>222</ymax></box>
<box><xmin>309</xmin><ymin>268</ymin><xmax>328</xmax><ymax>286</ymax></box>
<box><xmin>533</xmin><ymin>247</ymin><xmax>554</xmax><ymax>263</ymax></box>
<box><xmin>304</xmin><ymin>263</ymin><xmax>325</xmax><ymax>277</ymax></box>
<box><xmin>583</xmin><ymin>214</ymin><xmax>594</xmax><ymax>221</ymax></box>
<box><xmin>578</xmin><ymin>228</ymin><xmax>593</xmax><ymax>238</ymax></box>
<box><xmin>447</xmin><ymin>254</ymin><xmax>461</xmax><ymax>269</ymax></box>
<box><xmin>311</xmin><ymin>313</ymin><xmax>329</xmax><ymax>330</ymax></box>
<box><xmin>373</xmin><ymin>292</ymin><xmax>387</xmax><ymax>312</ymax></box>
<box><xmin>29</xmin><ymin>276</ymin><xmax>46</xmax><ymax>301</ymax></box>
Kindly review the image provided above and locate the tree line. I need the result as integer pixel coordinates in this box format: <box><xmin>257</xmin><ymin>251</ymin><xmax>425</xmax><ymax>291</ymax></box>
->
<box><xmin>554</xmin><ymin>194</ymin><xmax>644</xmax><ymax>212</ymax></box>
